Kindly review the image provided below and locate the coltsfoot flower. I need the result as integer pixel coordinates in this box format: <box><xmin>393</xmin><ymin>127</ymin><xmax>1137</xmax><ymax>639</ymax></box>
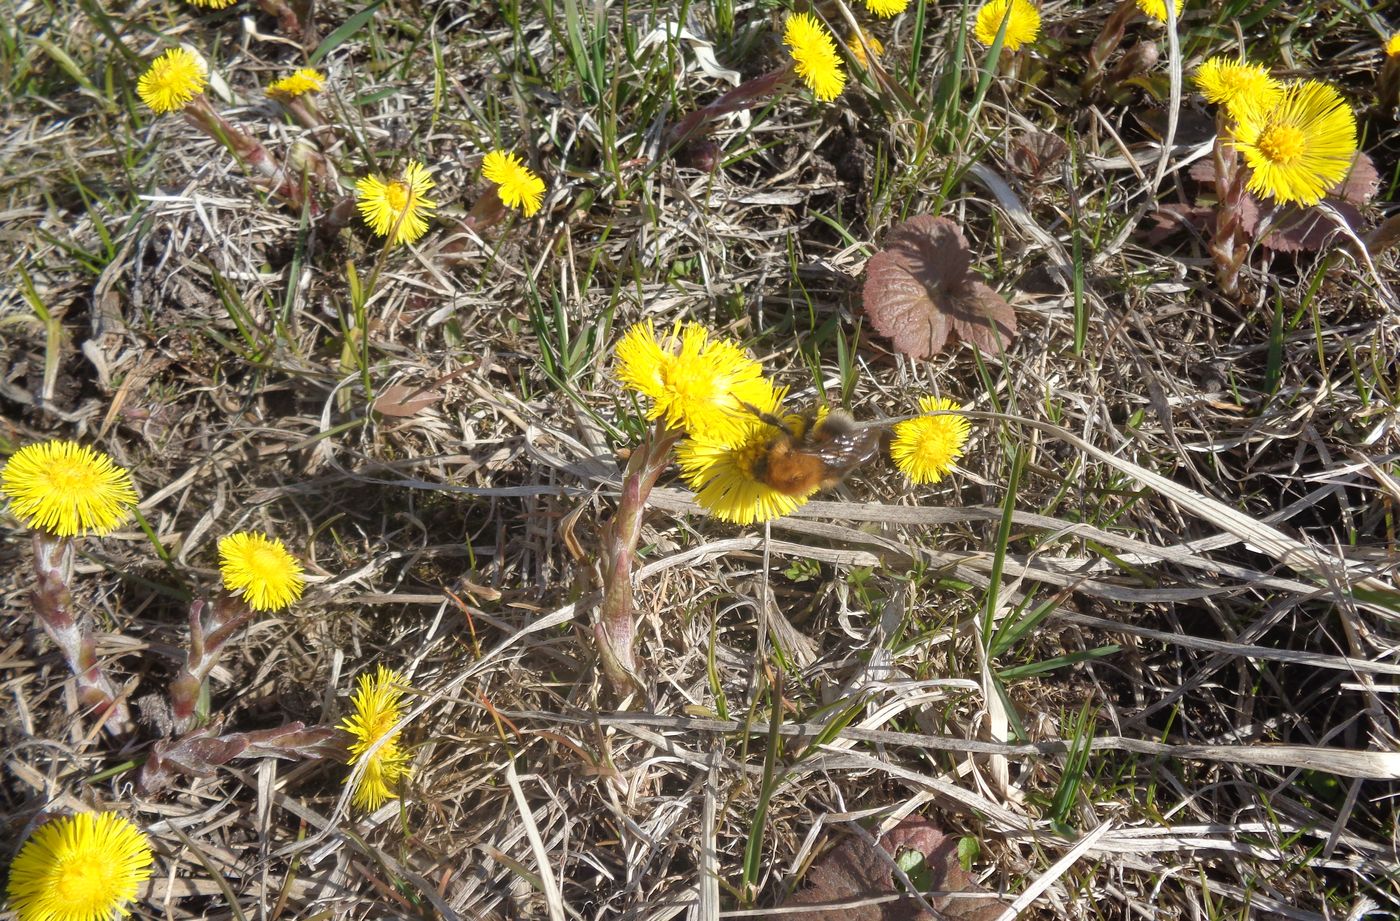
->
<box><xmin>339</xmin><ymin>665</ymin><xmax>412</xmax><ymax>811</ymax></box>
<box><xmin>5</xmin><ymin>812</ymin><xmax>154</xmax><ymax>921</ymax></box>
<box><xmin>1230</xmin><ymin>80</ymin><xmax>1357</xmax><ymax>206</ymax></box>
<box><xmin>267</xmin><ymin>68</ymin><xmax>325</xmax><ymax>98</ymax></box>
<box><xmin>890</xmin><ymin>396</ymin><xmax>971</xmax><ymax>485</ymax></box>
<box><xmin>137</xmin><ymin>48</ymin><xmax>208</xmax><ymax>114</ymax></box>
<box><xmin>355</xmin><ymin>161</ymin><xmax>437</xmax><ymax>245</ymax></box>
<box><xmin>1135</xmin><ymin>0</ymin><xmax>1184</xmax><ymax>22</ymax></box>
<box><xmin>218</xmin><ymin>531</ymin><xmax>305</xmax><ymax>611</ymax></box>
<box><xmin>615</xmin><ymin>321</ymin><xmax>774</xmax><ymax>446</ymax></box>
<box><xmin>849</xmin><ymin>27</ymin><xmax>884</xmax><ymax>69</ymax></box>
<box><xmin>1</xmin><ymin>440</ymin><xmax>138</xmax><ymax>537</ymax></box>
<box><xmin>973</xmin><ymin>0</ymin><xmax>1042</xmax><ymax>51</ymax></box>
<box><xmin>784</xmin><ymin>12</ymin><xmax>845</xmax><ymax>102</ymax></box>
<box><xmin>481</xmin><ymin>150</ymin><xmax>546</xmax><ymax>217</ymax></box>
<box><xmin>1195</xmin><ymin>56</ymin><xmax>1281</xmax><ymax>119</ymax></box>
<box><xmin>1384</xmin><ymin>31</ymin><xmax>1400</xmax><ymax>57</ymax></box>
<box><xmin>865</xmin><ymin>0</ymin><xmax>910</xmax><ymax>16</ymax></box>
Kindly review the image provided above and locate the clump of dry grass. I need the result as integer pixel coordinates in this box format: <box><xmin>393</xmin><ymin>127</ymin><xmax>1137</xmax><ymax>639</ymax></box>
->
<box><xmin>3</xmin><ymin>0</ymin><xmax>1400</xmax><ymax>918</ymax></box>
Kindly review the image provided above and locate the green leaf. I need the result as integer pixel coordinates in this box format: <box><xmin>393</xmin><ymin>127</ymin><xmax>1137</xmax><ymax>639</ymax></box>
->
<box><xmin>310</xmin><ymin>0</ymin><xmax>387</xmax><ymax>65</ymax></box>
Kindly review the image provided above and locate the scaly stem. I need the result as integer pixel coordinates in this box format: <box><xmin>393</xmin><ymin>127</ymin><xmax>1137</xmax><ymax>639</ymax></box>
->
<box><xmin>30</xmin><ymin>532</ymin><xmax>128</xmax><ymax>731</ymax></box>
<box><xmin>183</xmin><ymin>96</ymin><xmax>320</xmax><ymax>213</ymax></box>
<box><xmin>169</xmin><ymin>594</ymin><xmax>257</xmax><ymax>734</ymax></box>
<box><xmin>1082</xmin><ymin>0</ymin><xmax>1137</xmax><ymax>98</ymax></box>
<box><xmin>1209</xmin><ymin>118</ymin><xmax>1249</xmax><ymax>300</ymax></box>
<box><xmin>594</xmin><ymin>421</ymin><xmax>682</xmax><ymax>696</ymax></box>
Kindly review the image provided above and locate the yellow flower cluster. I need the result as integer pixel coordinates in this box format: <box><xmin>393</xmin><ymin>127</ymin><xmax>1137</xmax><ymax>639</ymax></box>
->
<box><xmin>267</xmin><ymin>68</ymin><xmax>325</xmax><ymax>99</ymax></box>
<box><xmin>137</xmin><ymin>48</ymin><xmax>207</xmax><ymax>115</ymax></box>
<box><xmin>219</xmin><ymin>531</ymin><xmax>306</xmax><ymax>611</ymax></box>
<box><xmin>1194</xmin><ymin>58</ymin><xmax>1358</xmax><ymax>206</ymax></box>
<box><xmin>356</xmin><ymin>161</ymin><xmax>437</xmax><ymax>246</ymax></box>
<box><xmin>615</xmin><ymin>321</ymin><xmax>971</xmax><ymax>524</ymax></box>
<box><xmin>973</xmin><ymin>0</ymin><xmax>1041</xmax><ymax>52</ymax></box>
<box><xmin>784</xmin><ymin>13</ymin><xmax>846</xmax><ymax>102</ymax></box>
<box><xmin>482</xmin><ymin>149</ymin><xmax>546</xmax><ymax>216</ymax></box>
<box><xmin>6</xmin><ymin>812</ymin><xmax>153</xmax><ymax>921</ymax></box>
<box><xmin>339</xmin><ymin>665</ymin><xmax>413</xmax><ymax>810</ymax></box>
<box><xmin>1</xmin><ymin>440</ymin><xmax>138</xmax><ymax>537</ymax></box>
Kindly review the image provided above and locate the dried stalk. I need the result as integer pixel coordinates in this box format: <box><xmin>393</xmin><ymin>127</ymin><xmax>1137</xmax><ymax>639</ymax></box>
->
<box><xmin>1081</xmin><ymin>0</ymin><xmax>1138</xmax><ymax>97</ymax></box>
<box><xmin>594</xmin><ymin>422</ymin><xmax>682</xmax><ymax>696</ymax></box>
<box><xmin>29</xmin><ymin>532</ymin><xmax>128</xmax><ymax>731</ymax></box>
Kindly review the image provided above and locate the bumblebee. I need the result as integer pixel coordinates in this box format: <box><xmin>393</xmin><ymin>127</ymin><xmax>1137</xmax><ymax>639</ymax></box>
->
<box><xmin>748</xmin><ymin>407</ymin><xmax>885</xmax><ymax>497</ymax></box>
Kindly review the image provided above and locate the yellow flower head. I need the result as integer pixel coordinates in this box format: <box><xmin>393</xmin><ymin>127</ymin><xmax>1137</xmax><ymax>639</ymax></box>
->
<box><xmin>339</xmin><ymin>665</ymin><xmax>412</xmax><ymax>811</ymax></box>
<box><xmin>1229</xmin><ymin>79</ymin><xmax>1357</xmax><ymax>206</ymax></box>
<box><xmin>218</xmin><ymin>532</ymin><xmax>305</xmax><ymax>611</ymax></box>
<box><xmin>1135</xmin><ymin>0</ymin><xmax>1184</xmax><ymax>22</ymax></box>
<box><xmin>267</xmin><ymin>68</ymin><xmax>325</xmax><ymax>98</ymax></box>
<box><xmin>1</xmin><ymin>440</ymin><xmax>137</xmax><ymax>537</ymax></box>
<box><xmin>865</xmin><ymin>0</ymin><xmax>910</xmax><ymax>16</ymax></box>
<box><xmin>355</xmin><ymin>161</ymin><xmax>436</xmax><ymax>246</ymax></box>
<box><xmin>137</xmin><ymin>48</ymin><xmax>207</xmax><ymax>114</ymax></box>
<box><xmin>481</xmin><ymin>150</ymin><xmax>546</xmax><ymax>217</ymax></box>
<box><xmin>676</xmin><ymin>389</ymin><xmax>813</xmax><ymax>525</ymax></box>
<box><xmin>849</xmin><ymin>27</ymin><xmax>884</xmax><ymax>69</ymax></box>
<box><xmin>973</xmin><ymin>0</ymin><xmax>1041</xmax><ymax>51</ymax></box>
<box><xmin>185</xmin><ymin>0</ymin><xmax>237</xmax><ymax>8</ymax></box>
<box><xmin>616</xmin><ymin>321</ymin><xmax>775</xmax><ymax>445</ymax></box>
<box><xmin>890</xmin><ymin>396</ymin><xmax>970</xmax><ymax>485</ymax></box>
<box><xmin>1194</xmin><ymin>56</ymin><xmax>1281</xmax><ymax>119</ymax></box>
<box><xmin>1385</xmin><ymin>31</ymin><xmax>1400</xmax><ymax>57</ymax></box>
<box><xmin>784</xmin><ymin>13</ymin><xmax>846</xmax><ymax>102</ymax></box>
<box><xmin>5</xmin><ymin>812</ymin><xmax>154</xmax><ymax>921</ymax></box>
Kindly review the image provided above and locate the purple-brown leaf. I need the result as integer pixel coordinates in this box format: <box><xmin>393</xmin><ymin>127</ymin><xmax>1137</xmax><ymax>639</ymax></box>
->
<box><xmin>374</xmin><ymin>383</ymin><xmax>443</xmax><ymax>418</ymax></box>
<box><xmin>779</xmin><ymin>816</ymin><xmax>1003</xmax><ymax>920</ymax></box>
<box><xmin>863</xmin><ymin>216</ymin><xmax>1016</xmax><ymax>358</ymax></box>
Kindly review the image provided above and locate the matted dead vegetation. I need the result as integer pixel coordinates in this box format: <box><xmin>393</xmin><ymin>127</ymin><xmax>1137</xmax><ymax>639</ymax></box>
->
<box><xmin>2</xmin><ymin>0</ymin><xmax>1400</xmax><ymax>918</ymax></box>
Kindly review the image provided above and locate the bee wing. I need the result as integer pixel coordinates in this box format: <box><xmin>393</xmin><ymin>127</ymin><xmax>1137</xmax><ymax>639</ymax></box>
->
<box><xmin>812</xmin><ymin>428</ymin><xmax>883</xmax><ymax>468</ymax></box>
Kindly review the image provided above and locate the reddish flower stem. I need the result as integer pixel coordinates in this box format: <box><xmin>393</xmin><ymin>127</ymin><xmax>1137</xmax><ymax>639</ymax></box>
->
<box><xmin>169</xmin><ymin>594</ymin><xmax>257</xmax><ymax>734</ymax></box>
<box><xmin>183</xmin><ymin>96</ymin><xmax>319</xmax><ymax>213</ymax></box>
<box><xmin>29</xmin><ymin>532</ymin><xmax>128</xmax><ymax>731</ymax></box>
<box><xmin>1209</xmin><ymin>117</ymin><xmax>1250</xmax><ymax>300</ymax></box>
<box><xmin>594</xmin><ymin>422</ymin><xmax>682</xmax><ymax>695</ymax></box>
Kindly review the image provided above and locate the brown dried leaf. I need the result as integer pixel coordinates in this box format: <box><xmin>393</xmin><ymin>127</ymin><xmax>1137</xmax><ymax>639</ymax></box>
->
<box><xmin>863</xmin><ymin>216</ymin><xmax>1016</xmax><ymax>358</ymax></box>
<box><xmin>780</xmin><ymin>816</ymin><xmax>1003</xmax><ymax>920</ymax></box>
<box><xmin>374</xmin><ymin>383</ymin><xmax>443</xmax><ymax>418</ymax></box>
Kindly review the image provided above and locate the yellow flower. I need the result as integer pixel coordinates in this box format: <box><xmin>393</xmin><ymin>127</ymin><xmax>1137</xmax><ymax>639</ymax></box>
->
<box><xmin>355</xmin><ymin>161</ymin><xmax>436</xmax><ymax>246</ymax></box>
<box><xmin>677</xmin><ymin>389</ymin><xmax>812</xmax><ymax>525</ymax></box>
<box><xmin>218</xmin><ymin>532</ymin><xmax>305</xmax><ymax>611</ymax></box>
<box><xmin>849</xmin><ymin>27</ymin><xmax>884</xmax><ymax>69</ymax></box>
<box><xmin>5</xmin><ymin>812</ymin><xmax>154</xmax><ymax>921</ymax></box>
<box><xmin>481</xmin><ymin>150</ymin><xmax>546</xmax><ymax>217</ymax></box>
<box><xmin>339</xmin><ymin>666</ymin><xmax>412</xmax><ymax>811</ymax></box>
<box><xmin>267</xmin><ymin>68</ymin><xmax>325</xmax><ymax>98</ymax></box>
<box><xmin>784</xmin><ymin>13</ymin><xmax>846</xmax><ymax>102</ymax></box>
<box><xmin>890</xmin><ymin>397</ymin><xmax>970</xmax><ymax>485</ymax></box>
<box><xmin>1135</xmin><ymin>0</ymin><xmax>1183</xmax><ymax>22</ymax></box>
<box><xmin>1230</xmin><ymin>80</ymin><xmax>1357</xmax><ymax>206</ymax></box>
<box><xmin>973</xmin><ymin>0</ymin><xmax>1041</xmax><ymax>51</ymax></box>
<box><xmin>137</xmin><ymin>48</ymin><xmax>207</xmax><ymax>114</ymax></box>
<box><xmin>615</xmin><ymin>320</ymin><xmax>774</xmax><ymax>445</ymax></box>
<box><xmin>865</xmin><ymin>0</ymin><xmax>909</xmax><ymax>16</ymax></box>
<box><xmin>1</xmin><ymin>441</ymin><xmax>137</xmax><ymax>537</ymax></box>
<box><xmin>1194</xmin><ymin>57</ymin><xmax>1281</xmax><ymax>119</ymax></box>
<box><xmin>1385</xmin><ymin>31</ymin><xmax>1400</xmax><ymax>57</ymax></box>
<box><xmin>185</xmin><ymin>0</ymin><xmax>237</xmax><ymax>8</ymax></box>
